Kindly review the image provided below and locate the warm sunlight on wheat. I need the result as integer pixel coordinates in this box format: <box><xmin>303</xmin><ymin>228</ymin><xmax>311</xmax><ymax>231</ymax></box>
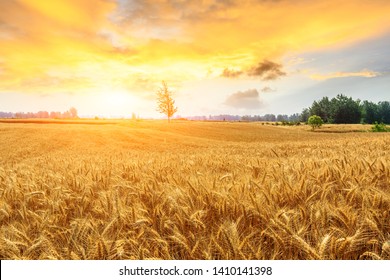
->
<box><xmin>0</xmin><ymin>121</ymin><xmax>389</xmax><ymax>260</ymax></box>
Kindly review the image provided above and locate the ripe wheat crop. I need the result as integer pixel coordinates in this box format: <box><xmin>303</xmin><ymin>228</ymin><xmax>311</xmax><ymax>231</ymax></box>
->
<box><xmin>0</xmin><ymin>121</ymin><xmax>389</xmax><ymax>259</ymax></box>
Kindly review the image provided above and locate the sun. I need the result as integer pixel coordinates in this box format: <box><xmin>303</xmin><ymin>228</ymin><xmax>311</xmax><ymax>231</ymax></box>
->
<box><xmin>96</xmin><ymin>88</ymin><xmax>141</xmax><ymax>116</ymax></box>
<box><xmin>102</xmin><ymin>90</ymin><xmax>128</xmax><ymax>107</ymax></box>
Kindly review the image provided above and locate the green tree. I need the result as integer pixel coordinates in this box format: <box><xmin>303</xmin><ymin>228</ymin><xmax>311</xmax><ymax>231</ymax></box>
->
<box><xmin>300</xmin><ymin>108</ymin><xmax>310</xmax><ymax>123</ymax></box>
<box><xmin>310</xmin><ymin>97</ymin><xmax>333</xmax><ymax>123</ymax></box>
<box><xmin>371</xmin><ymin>121</ymin><xmax>389</xmax><ymax>132</ymax></box>
<box><xmin>330</xmin><ymin>94</ymin><xmax>361</xmax><ymax>124</ymax></box>
<box><xmin>378</xmin><ymin>101</ymin><xmax>390</xmax><ymax>124</ymax></box>
<box><xmin>276</xmin><ymin>114</ymin><xmax>288</xmax><ymax>122</ymax></box>
<box><xmin>308</xmin><ymin>115</ymin><xmax>323</xmax><ymax>130</ymax></box>
<box><xmin>156</xmin><ymin>81</ymin><xmax>178</xmax><ymax>122</ymax></box>
<box><xmin>361</xmin><ymin>101</ymin><xmax>378</xmax><ymax>124</ymax></box>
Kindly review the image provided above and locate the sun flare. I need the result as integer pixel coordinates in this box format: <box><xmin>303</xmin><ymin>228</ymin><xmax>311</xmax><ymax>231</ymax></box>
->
<box><xmin>101</xmin><ymin>90</ymin><xmax>128</xmax><ymax>107</ymax></box>
<box><xmin>93</xmin><ymin>89</ymin><xmax>141</xmax><ymax>116</ymax></box>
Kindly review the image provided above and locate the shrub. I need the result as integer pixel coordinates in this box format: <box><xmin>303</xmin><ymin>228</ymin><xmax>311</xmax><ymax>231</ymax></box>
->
<box><xmin>371</xmin><ymin>122</ymin><xmax>389</xmax><ymax>132</ymax></box>
<box><xmin>280</xmin><ymin>121</ymin><xmax>301</xmax><ymax>126</ymax></box>
<box><xmin>308</xmin><ymin>115</ymin><xmax>323</xmax><ymax>130</ymax></box>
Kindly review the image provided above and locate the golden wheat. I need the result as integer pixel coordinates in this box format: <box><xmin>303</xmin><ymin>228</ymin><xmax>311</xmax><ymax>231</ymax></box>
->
<box><xmin>0</xmin><ymin>121</ymin><xmax>389</xmax><ymax>259</ymax></box>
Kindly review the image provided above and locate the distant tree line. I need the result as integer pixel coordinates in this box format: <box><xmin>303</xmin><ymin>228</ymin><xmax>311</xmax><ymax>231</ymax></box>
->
<box><xmin>241</xmin><ymin>113</ymin><xmax>301</xmax><ymax>122</ymax></box>
<box><xmin>179</xmin><ymin>94</ymin><xmax>390</xmax><ymax>124</ymax></box>
<box><xmin>300</xmin><ymin>94</ymin><xmax>390</xmax><ymax>124</ymax></box>
<box><xmin>0</xmin><ymin>107</ymin><xmax>78</xmax><ymax>119</ymax></box>
<box><xmin>182</xmin><ymin>115</ymin><xmax>242</xmax><ymax>121</ymax></box>
<box><xmin>0</xmin><ymin>112</ymin><xmax>14</xmax><ymax>118</ymax></box>
<box><xmin>178</xmin><ymin>114</ymin><xmax>300</xmax><ymax>122</ymax></box>
<box><xmin>1</xmin><ymin>94</ymin><xmax>389</xmax><ymax>124</ymax></box>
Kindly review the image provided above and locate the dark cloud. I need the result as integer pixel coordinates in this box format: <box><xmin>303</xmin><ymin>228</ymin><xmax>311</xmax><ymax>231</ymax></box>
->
<box><xmin>248</xmin><ymin>60</ymin><xmax>286</xmax><ymax>80</ymax></box>
<box><xmin>224</xmin><ymin>89</ymin><xmax>263</xmax><ymax>109</ymax></box>
<box><xmin>221</xmin><ymin>68</ymin><xmax>243</xmax><ymax>78</ymax></box>
<box><xmin>221</xmin><ymin>59</ymin><xmax>286</xmax><ymax>80</ymax></box>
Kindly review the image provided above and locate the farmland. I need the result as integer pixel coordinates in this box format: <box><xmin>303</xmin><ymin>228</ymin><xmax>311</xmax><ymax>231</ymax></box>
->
<box><xmin>0</xmin><ymin>120</ymin><xmax>389</xmax><ymax>259</ymax></box>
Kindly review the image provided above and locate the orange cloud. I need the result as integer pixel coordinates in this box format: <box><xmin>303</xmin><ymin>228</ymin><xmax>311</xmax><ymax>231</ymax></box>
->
<box><xmin>1</xmin><ymin>0</ymin><xmax>390</xmax><ymax>97</ymax></box>
<box><xmin>310</xmin><ymin>70</ymin><xmax>380</xmax><ymax>81</ymax></box>
<box><xmin>16</xmin><ymin>0</ymin><xmax>115</xmax><ymax>31</ymax></box>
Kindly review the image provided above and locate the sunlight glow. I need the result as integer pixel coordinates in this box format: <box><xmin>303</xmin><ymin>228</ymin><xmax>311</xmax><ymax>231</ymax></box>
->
<box><xmin>1</xmin><ymin>0</ymin><xmax>390</xmax><ymax>116</ymax></box>
<box><xmin>94</xmin><ymin>88</ymin><xmax>140</xmax><ymax>117</ymax></box>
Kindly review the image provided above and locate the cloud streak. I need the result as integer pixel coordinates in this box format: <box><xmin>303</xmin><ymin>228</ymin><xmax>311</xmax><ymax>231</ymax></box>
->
<box><xmin>310</xmin><ymin>70</ymin><xmax>380</xmax><ymax>81</ymax></box>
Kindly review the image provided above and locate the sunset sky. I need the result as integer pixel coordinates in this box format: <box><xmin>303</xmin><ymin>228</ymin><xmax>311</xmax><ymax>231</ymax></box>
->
<box><xmin>0</xmin><ymin>0</ymin><xmax>390</xmax><ymax>118</ymax></box>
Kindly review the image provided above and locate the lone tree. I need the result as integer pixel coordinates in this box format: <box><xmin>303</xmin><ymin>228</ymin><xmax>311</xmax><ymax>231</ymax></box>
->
<box><xmin>308</xmin><ymin>115</ymin><xmax>323</xmax><ymax>130</ymax></box>
<box><xmin>69</xmin><ymin>107</ymin><xmax>78</xmax><ymax>118</ymax></box>
<box><xmin>156</xmin><ymin>81</ymin><xmax>178</xmax><ymax>122</ymax></box>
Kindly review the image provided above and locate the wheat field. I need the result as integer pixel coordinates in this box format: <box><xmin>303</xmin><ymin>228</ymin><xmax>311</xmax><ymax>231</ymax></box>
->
<box><xmin>0</xmin><ymin>120</ymin><xmax>389</xmax><ymax>260</ymax></box>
